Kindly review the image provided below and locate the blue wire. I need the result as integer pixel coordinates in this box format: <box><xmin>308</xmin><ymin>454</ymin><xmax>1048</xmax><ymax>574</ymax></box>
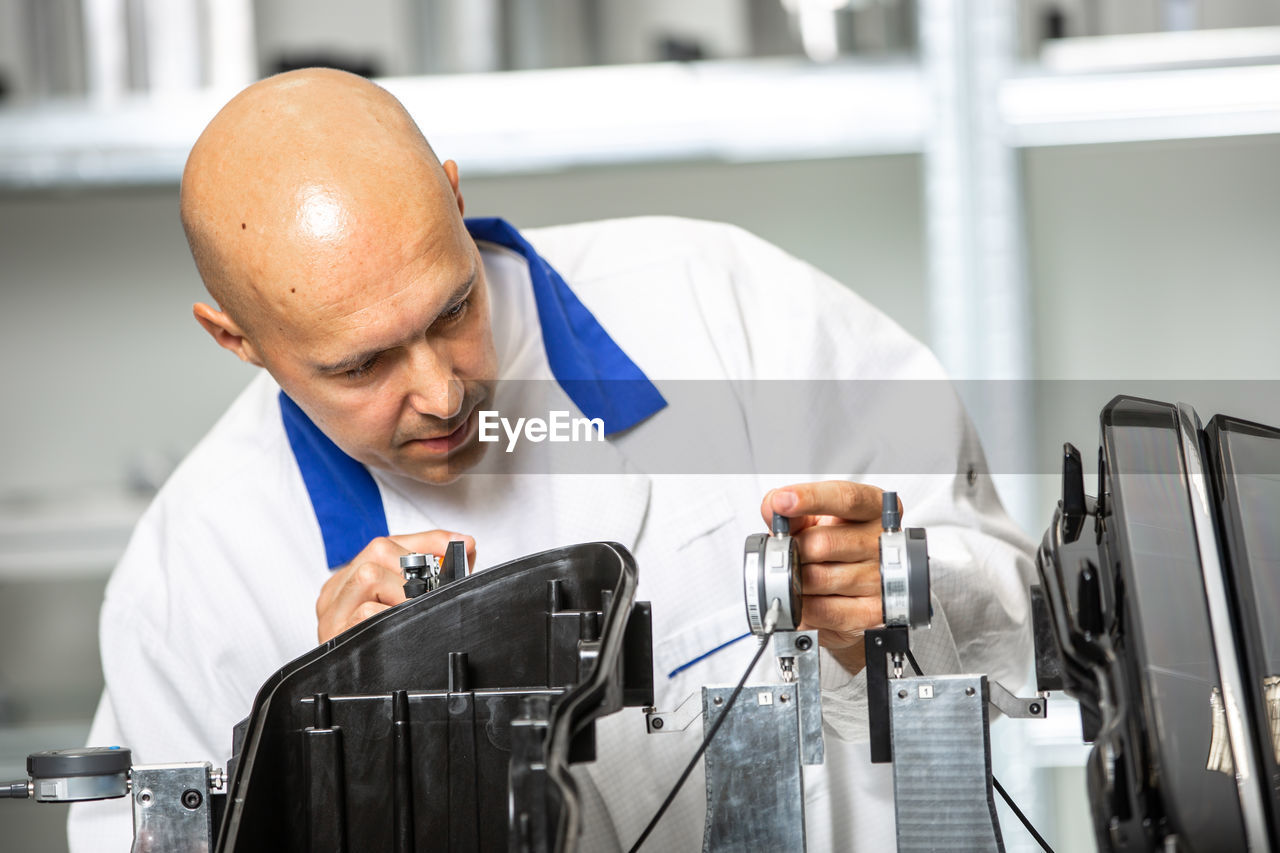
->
<box><xmin>666</xmin><ymin>631</ymin><xmax>752</xmax><ymax>679</ymax></box>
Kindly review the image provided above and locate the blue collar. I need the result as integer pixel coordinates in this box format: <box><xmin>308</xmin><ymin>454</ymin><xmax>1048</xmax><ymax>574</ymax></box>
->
<box><xmin>281</xmin><ymin>217</ymin><xmax>666</xmax><ymax>569</ymax></box>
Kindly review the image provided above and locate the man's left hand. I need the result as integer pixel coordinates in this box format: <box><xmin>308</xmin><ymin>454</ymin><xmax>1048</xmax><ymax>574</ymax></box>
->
<box><xmin>760</xmin><ymin>481</ymin><xmax>900</xmax><ymax>675</ymax></box>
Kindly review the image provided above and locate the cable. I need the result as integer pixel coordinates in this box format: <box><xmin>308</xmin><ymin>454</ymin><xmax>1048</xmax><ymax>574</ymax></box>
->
<box><xmin>903</xmin><ymin>650</ymin><xmax>1055</xmax><ymax>853</ymax></box>
<box><xmin>626</xmin><ymin>608</ymin><xmax>779</xmax><ymax>853</ymax></box>
<box><xmin>905</xmin><ymin>648</ymin><xmax>923</xmax><ymax>677</ymax></box>
<box><xmin>993</xmin><ymin>775</ymin><xmax>1056</xmax><ymax>853</ymax></box>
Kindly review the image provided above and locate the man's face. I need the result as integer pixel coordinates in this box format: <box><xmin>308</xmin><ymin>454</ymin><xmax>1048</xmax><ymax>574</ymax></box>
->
<box><xmin>250</xmin><ymin>188</ymin><xmax>498</xmax><ymax>485</ymax></box>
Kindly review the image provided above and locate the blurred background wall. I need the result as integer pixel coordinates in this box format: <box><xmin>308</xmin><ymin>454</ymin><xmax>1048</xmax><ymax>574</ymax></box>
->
<box><xmin>1</xmin><ymin>1</ymin><xmax>1279</xmax><ymax>850</ymax></box>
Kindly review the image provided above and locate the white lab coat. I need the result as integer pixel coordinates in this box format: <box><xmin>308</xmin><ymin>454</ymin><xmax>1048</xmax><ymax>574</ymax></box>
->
<box><xmin>69</xmin><ymin>216</ymin><xmax>1034</xmax><ymax>851</ymax></box>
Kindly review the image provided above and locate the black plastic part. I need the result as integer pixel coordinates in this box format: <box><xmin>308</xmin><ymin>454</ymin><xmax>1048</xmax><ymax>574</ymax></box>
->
<box><xmin>402</xmin><ymin>576</ymin><xmax>428</xmax><ymax>599</ymax></box>
<box><xmin>864</xmin><ymin>625</ymin><xmax>910</xmax><ymax>764</ymax></box>
<box><xmin>509</xmin><ymin>696</ymin><xmax>553</xmax><ymax>853</ymax></box>
<box><xmin>0</xmin><ymin>781</ymin><xmax>29</xmax><ymax>798</ymax></box>
<box><xmin>217</xmin><ymin>542</ymin><xmax>644</xmax><ymax>853</ymax></box>
<box><xmin>211</xmin><ymin>791</ymin><xmax>227</xmax><ymax>846</ymax></box>
<box><xmin>882</xmin><ymin>491</ymin><xmax>901</xmax><ymax>531</ymax></box>
<box><xmin>391</xmin><ymin>690</ymin><xmax>413</xmax><ymax>853</ymax></box>
<box><xmin>1075</xmin><ymin>560</ymin><xmax>1103</xmax><ymax>638</ymax></box>
<box><xmin>1061</xmin><ymin>443</ymin><xmax>1086</xmax><ymax>543</ymax></box>
<box><xmin>621</xmin><ymin>602</ymin><xmax>655</xmax><ymax>708</ymax></box>
<box><xmin>906</xmin><ymin>528</ymin><xmax>930</xmax><ymax>628</ymax></box>
<box><xmin>1030</xmin><ymin>585</ymin><xmax>1066</xmax><ymax>693</ymax></box>
<box><xmin>226</xmin><ymin>719</ymin><xmax>248</xmax><ymax>792</ymax></box>
<box><xmin>27</xmin><ymin>747</ymin><xmax>132</xmax><ymax>780</ymax></box>
<box><xmin>443</xmin><ymin>540</ymin><xmax>468</xmax><ymax>584</ymax></box>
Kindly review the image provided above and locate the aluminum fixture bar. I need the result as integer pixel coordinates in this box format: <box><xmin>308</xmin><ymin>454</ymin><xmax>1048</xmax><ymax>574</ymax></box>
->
<box><xmin>919</xmin><ymin>0</ymin><xmax>1036</xmax><ymax>531</ymax></box>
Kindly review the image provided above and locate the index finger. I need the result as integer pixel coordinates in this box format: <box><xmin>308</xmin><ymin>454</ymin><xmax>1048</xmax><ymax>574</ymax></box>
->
<box><xmin>389</xmin><ymin>531</ymin><xmax>477</xmax><ymax>566</ymax></box>
<box><xmin>761</xmin><ymin>481</ymin><xmax>897</xmax><ymax>528</ymax></box>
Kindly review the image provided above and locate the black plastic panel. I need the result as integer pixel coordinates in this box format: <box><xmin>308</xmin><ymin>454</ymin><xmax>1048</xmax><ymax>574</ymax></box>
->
<box><xmin>215</xmin><ymin>541</ymin><xmax>650</xmax><ymax>853</ymax></box>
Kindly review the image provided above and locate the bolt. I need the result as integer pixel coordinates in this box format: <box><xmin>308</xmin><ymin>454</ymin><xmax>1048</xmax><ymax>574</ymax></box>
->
<box><xmin>897</xmin><ymin>689</ymin><xmax>908</xmax><ymax>699</ymax></box>
<box><xmin>651</xmin><ymin>717</ymin><xmax>664</xmax><ymax>730</ymax></box>
<box><xmin>138</xmin><ymin>790</ymin><xmax>153</xmax><ymax>806</ymax></box>
<box><xmin>779</xmin><ymin>693</ymin><xmax>790</xmax><ymax>703</ymax></box>
<box><xmin>965</xmin><ymin>687</ymin><xmax>976</xmax><ymax>696</ymax></box>
<box><xmin>713</xmin><ymin>696</ymin><xmax>723</xmax><ymax>706</ymax></box>
<box><xmin>1029</xmin><ymin>702</ymin><xmax>1042</xmax><ymax>715</ymax></box>
<box><xmin>875</xmin><ymin>637</ymin><xmax>883</xmax><ymax>646</ymax></box>
<box><xmin>795</xmin><ymin>635</ymin><xmax>813</xmax><ymax>652</ymax></box>
<box><xmin>181</xmin><ymin>789</ymin><xmax>203</xmax><ymax>810</ymax></box>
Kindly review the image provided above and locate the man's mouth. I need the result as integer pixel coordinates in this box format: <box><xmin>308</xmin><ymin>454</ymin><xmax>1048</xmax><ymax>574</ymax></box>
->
<box><xmin>405</xmin><ymin>407</ymin><xmax>478</xmax><ymax>456</ymax></box>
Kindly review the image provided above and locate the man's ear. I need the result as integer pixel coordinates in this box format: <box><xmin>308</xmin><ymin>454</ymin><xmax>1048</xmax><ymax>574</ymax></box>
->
<box><xmin>443</xmin><ymin>159</ymin><xmax>465</xmax><ymax>217</ymax></box>
<box><xmin>193</xmin><ymin>302</ymin><xmax>264</xmax><ymax>366</ymax></box>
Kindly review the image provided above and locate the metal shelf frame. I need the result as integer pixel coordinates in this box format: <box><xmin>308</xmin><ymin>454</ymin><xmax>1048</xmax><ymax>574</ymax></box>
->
<box><xmin>3</xmin><ymin>37</ymin><xmax>1278</xmax><ymax>191</ymax></box>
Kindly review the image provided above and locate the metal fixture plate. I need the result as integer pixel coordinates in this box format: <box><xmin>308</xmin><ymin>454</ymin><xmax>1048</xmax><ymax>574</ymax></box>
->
<box><xmin>702</xmin><ymin>683</ymin><xmax>805</xmax><ymax>852</ymax></box>
<box><xmin>890</xmin><ymin>675</ymin><xmax>1002</xmax><ymax>853</ymax></box>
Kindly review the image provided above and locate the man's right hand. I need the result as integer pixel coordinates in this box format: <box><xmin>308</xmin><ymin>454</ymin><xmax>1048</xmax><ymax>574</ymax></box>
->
<box><xmin>315</xmin><ymin>531</ymin><xmax>476</xmax><ymax>643</ymax></box>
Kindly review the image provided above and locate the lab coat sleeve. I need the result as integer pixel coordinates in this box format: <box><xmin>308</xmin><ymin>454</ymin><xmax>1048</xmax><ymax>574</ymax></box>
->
<box><xmin>702</xmin><ymin>222</ymin><xmax>1036</xmax><ymax>742</ymax></box>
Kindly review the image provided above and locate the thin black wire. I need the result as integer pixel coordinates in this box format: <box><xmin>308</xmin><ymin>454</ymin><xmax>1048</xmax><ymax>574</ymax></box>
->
<box><xmin>625</xmin><ymin>625</ymin><xmax>776</xmax><ymax>853</ymax></box>
<box><xmin>904</xmin><ymin>649</ymin><xmax>1056</xmax><ymax>853</ymax></box>
<box><xmin>993</xmin><ymin>775</ymin><xmax>1056</xmax><ymax>853</ymax></box>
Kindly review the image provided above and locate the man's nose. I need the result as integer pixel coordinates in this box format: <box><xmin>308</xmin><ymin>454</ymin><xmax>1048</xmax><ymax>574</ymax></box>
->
<box><xmin>404</xmin><ymin>345</ymin><xmax>463</xmax><ymax>419</ymax></box>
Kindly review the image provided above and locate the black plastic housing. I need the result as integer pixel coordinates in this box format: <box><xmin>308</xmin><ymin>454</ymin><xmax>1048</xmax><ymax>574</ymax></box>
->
<box><xmin>215</xmin><ymin>541</ymin><xmax>653</xmax><ymax>853</ymax></box>
<box><xmin>1034</xmin><ymin>396</ymin><xmax>1274</xmax><ymax>852</ymax></box>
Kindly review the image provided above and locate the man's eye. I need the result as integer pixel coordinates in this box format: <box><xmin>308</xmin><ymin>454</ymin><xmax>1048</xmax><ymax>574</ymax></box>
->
<box><xmin>440</xmin><ymin>298</ymin><xmax>469</xmax><ymax>324</ymax></box>
<box><xmin>345</xmin><ymin>353</ymin><xmax>382</xmax><ymax>380</ymax></box>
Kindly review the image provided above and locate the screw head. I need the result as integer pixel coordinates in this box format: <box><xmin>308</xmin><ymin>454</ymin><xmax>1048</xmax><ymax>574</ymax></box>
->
<box><xmin>779</xmin><ymin>693</ymin><xmax>790</xmax><ymax>703</ymax></box>
<box><xmin>138</xmin><ymin>790</ymin><xmax>153</xmax><ymax>806</ymax></box>
<box><xmin>965</xmin><ymin>687</ymin><xmax>976</xmax><ymax>696</ymax></box>
<box><xmin>795</xmin><ymin>635</ymin><xmax>813</xmax><ymax>651</ymax></box>
<box><xmin>1029</xmin><ymin>702</ymin><xmax>1042</xmax><ymax>715</ymax></box>
<box><xmin>181</xmin><ymin>789</ymin><xmax>203</xmax><ymax>810</ymax></box>
<box><xmin>651</xmin><ymin>717</ymin><xmax>664</xmax><ymax>730</ymax></box>
<box><xmin>713</xmin><ymin>696</ymin><xmax>724</xmax><ymax>706</ymax></box>
<box><xmin>897</xmin><ymin>689</ymin><xmax>908</xmax><ymax>699</ymax></box>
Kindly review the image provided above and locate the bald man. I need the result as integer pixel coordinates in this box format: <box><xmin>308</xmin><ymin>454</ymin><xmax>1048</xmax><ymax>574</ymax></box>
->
<box><xmin>70</xmin><ymin>69</ymin><xmax>1034</xmax><ymax>850</ymax></box>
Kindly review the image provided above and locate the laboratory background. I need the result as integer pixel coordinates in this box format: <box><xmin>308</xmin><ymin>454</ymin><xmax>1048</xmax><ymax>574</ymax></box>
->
<box><xmin>2</xmin><ymin>0</ymin><xmax>1279</xmax><ymax>850</ymax></box>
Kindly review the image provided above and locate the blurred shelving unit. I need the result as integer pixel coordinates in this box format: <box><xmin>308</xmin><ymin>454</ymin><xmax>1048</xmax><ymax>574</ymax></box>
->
<box><xmin>3</xmin><ymin>51</ymin><xmax>1279</xmax><ymax>191</ymax></box>
<box><xmin>0</xmin><ymin>493</ymin><xmax>146</xmax><ymax>582</ymax></box>
<box><xmin>0</xmin><ymin>60</ymin><xmax>929</xmax><ymax>190</ymax></box>
<box><xmin>1006</xmin><ymin>61</ymin><xmax>1280</xmax><ymax>148</ymax></box>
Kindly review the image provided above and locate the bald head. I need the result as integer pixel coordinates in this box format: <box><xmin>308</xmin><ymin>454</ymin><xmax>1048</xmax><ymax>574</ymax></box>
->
<box><xmin>181</xmin><ymin>68</ymin><xmax>464</xmax><ymax>339</ymax></box>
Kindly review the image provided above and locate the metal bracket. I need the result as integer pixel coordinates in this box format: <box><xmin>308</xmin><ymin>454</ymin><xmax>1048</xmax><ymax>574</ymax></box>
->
<box><xmin>645</xmin><ymin>692</ymin><xmax>703</xmax><ymax>734</ymax></box>
<box><xmin>130</xmin><ymin>762</ymin><xmax>217</xmax><ymax>853</ymax></box>
<box><xmin>988</xmin><ymin>680</ymin><xmax>1048</xmax><ymax>719</ymax></box>
<box><xmin>865</xmin><ymin>624</ymin><xmax>911</xmax><ymax>764</ymax></box>
<box><xmin>773</xmin><ymin>631</ymin><xmax>824</xmax><ymax>766</ymax></box>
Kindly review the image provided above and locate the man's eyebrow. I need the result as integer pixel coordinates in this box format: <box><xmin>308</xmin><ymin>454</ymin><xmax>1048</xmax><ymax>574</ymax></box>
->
<box><xmin>313</xmin><ymin>268</ymin><xmax>477</xmax><ymax>374</ymax></box>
